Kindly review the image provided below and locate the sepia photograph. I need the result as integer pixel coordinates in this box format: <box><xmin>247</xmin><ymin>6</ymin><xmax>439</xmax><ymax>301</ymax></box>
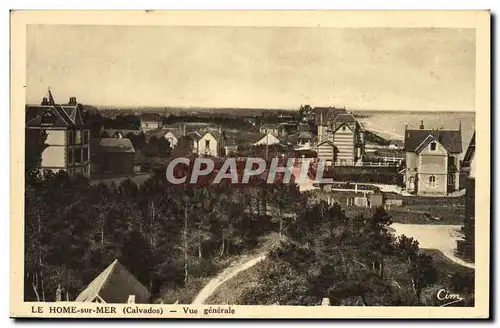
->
<box><xmin>10</xmin><ymin>10</ymin><xmax>490</xmax><ymax>319</ymax></box>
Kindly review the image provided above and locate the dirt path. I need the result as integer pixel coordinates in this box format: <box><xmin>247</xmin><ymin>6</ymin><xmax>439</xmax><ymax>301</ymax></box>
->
<box><xmin>191</xmin><ymin>254</ymin><xmax>267</xmax><ymax>304</ymax></box>
<box><xmin>391</xmin><ymin>223</ymin><xmax>475</xmax><ymax>269</ymax></box>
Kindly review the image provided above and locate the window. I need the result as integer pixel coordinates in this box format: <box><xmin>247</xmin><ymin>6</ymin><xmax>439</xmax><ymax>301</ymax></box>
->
<box><xmin>83</xmin><ymin>130</ymin><xmax>89</xmax><ymax>144</ymax></box>
<box><xmin>342</xmin><ymin>126</ymin><xmax>346</xmax><ymax>131</ymax></box>
<box><xmin>68</xmin><ymin>130</ymin><xmax>73</xmax><ymax>145</ymax></box>
<box><xmin>408</xmin><ymin>176</ymin><xmax>415</xmax><ymax>191</ymax></box>
<box><xmin>75</xmin><ymin>148</ymin><xmax>82</xmax><ymax>163</ymax></box>
<box><xmin>430</xmin><ymin>142</ymin><xmax>437</xmax><ymax>151</ymax></box>
<box><xmin>75</xmin><ymin>130</ymin><xmax>82</xmax><ymax>144</ymax></box>
<box><xmin>41</xmin><ymin>112</ymin><xmax>55</xmax><ymax>125</ymax></box>
<box><xmin>429</xmin><ymin>176</ymin><xmax>436</xmax><ymax>187</ymax></box>
<box><xmin>67</xmin><ymin>149</ymin><xmax>74</xmax><ymax>164</ymax></box>
<box><xmin>83</xmin><ymin>147</ymin><xmax>88</xmax><ymax>162</ymax></box>
<box><xmin>205</xmin><ymin>140</ymin><xmax>210</xmax><ymax>149</ymax></box>
<box><xmin>448</xmin><ymin>174</ymin><xmax>455</xmax><ymax>185</ymax></box>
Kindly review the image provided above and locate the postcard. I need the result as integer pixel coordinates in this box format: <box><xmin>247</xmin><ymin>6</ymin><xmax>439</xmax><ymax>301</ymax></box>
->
<box><xmin>10</xmin><ymin>10</ymin><xmax>490</xmax><ymax>319</ymax></box>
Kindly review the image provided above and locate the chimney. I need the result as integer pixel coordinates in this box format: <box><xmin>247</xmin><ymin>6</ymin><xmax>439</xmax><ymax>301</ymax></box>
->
<box><xmin>41</xmin><ymin>97</ymin><xmax>49</xmax><ymax>105</ymax></box>
<box><xmin>419</xmin><ymin>120</ymin><xmax>425</xmax><ymax>130</ymax></box>
<box><xmin>68</xmin><ymin>97</ymin><xmax>77</xmax><ymax>105</ymax></box>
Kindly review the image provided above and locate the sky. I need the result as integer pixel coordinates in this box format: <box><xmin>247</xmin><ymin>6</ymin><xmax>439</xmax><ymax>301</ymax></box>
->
<box><xmin>26</xmin><ymin>25</ymin><xmax>476</xmax><ymax>111</ymax></box>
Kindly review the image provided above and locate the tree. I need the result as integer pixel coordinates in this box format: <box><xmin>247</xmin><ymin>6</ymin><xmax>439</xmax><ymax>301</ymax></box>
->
<box><xmin>25</xmin><ymin>129</ymin><xmax>48</xmax><ymax>182</ymax></box>
<box><xmin>119</xmin><ymin>230</ymin><xmax>154</xmax><ymax>289</ymax></box>
<box><xmin>395</xmin><ymin>235</ymin><xmax>419</xmax><ymax>265</ymax></box>
<box><xmin>359</xmin><ymin>207</ymin><xmax>394</xmax><ymax>278</ymax></box>
<box><xmin>409</xmin><ymin>253</ymin><xmax>438</xmax><ymax>302</ymax></box>
<box><xmin>128</xmin><ymin>132</ymin><xmax>147</xmax><ymax>151</ymax></box>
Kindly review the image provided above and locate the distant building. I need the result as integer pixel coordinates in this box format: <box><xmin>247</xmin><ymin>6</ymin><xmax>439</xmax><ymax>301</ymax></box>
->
<box><xmin>91</xmin><ymin>138</ymin><xmax>136</xmax><ymax>174</ymax></box>
<box><xmin>140</xmin><ymin>113</ymin><xmax>162</xmax><ymax>131</ymax></box>
<box><xmin>403</xmin><ymin>121</ymin><xmax>462</xmax><ymax>196</ymax></box>
<box><xmin>331</xmin><ymin>114</ymin><xmax>365</xmax><ymax>166</ymax></box>
<box><xmin>195</xmin><ymin>130</ymin><xmax>226</xmax><ymax>157</ymax></box>
<box><xmin>259</xmin><ymin>124</ymin><xmax>279</xmax><ymax>136</ymax></box>
<box><xmin>75</xmin><ymin>259</ymin><xmax>150</xmax><ymax>303</ymax></box>
<box><xmin>253</xmin><ymin>133</ymin><xmax>281</xmax><ymax>146</ymax></box>
<box><xmin>277</xmin><ymin>122</ymin><xmax>298</xmax><ymax>137</ymax></box>
<box><xmin>186</xmin><ymin>131</ymin><xmax>203</xmax><ymax>154</ymax></box>
<box><xmin>224</xmin><ymin>142</ymin><xmax>238</xmax><ymax>156</ymax></box>
<box><xmin>102</xmin><ymin>129</ymin><xmax>142</xmax><ymax>138</ymax></box>
<box><xmin>317</xmin><ymin>140</ymin><xmax>335</xmax><ymax>165</ymax></box>
<box><xmin>368</xmin><ymin>193</ymin><xmax>384</xmax><ymax>208</ymax></box>
<box><xmin>299</xmin><ymin>105</ymin><xmax>316</xmax><ymax>123</ymax></box>
<box><xmin>297</xmin><ymin>131</ymin><xmax>313</xmax><ymax>147</ymax></box>
<box><xmin>316</xmin><ymin>107</ymin><xmax>348</xmax><ymax>142</ymax></box>
<box><xmin>26</xmin><ymin>90</ymin><xmax>91</xmax><ymax>178</ymax></box>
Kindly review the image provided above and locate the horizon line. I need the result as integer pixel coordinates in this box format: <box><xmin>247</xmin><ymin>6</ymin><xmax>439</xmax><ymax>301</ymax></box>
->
<box><xmin>86</xmin><ymin>104</ymin><xmax>476</xmax><ymax>114</ymax></box>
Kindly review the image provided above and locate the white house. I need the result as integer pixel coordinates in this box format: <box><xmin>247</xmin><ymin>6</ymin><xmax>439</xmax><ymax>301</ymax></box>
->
<box><xmin>163</xmin><ymin>129</ymin><xmax>183</xmax><ymax>148</ymax></box>
<box><xmin>196</xmin><ymin>131</ymin><xmax>225</xmax><ymax>157</ymax></box>
<box><xmin>140</xmin><ymin>113</ymin><xmax>162</xmax><ymax>131</ymax></box>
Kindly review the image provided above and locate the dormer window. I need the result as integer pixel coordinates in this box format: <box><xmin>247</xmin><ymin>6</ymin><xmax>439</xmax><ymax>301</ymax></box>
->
<box><xmin>41</xmin><ymin>112</ymin><xmax>55</xmax><ymax>125</ymax></box>
<box><xmin>430</xmin><ymin>142</ymin><xmax>437</xmax><ymax>151</ymax></box>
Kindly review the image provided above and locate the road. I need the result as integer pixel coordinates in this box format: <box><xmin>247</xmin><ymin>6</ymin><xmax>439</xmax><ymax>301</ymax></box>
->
<box><xmin>191</xmin><ymin>254</ymin><xmax>267</xmax><ymax>304</ymax></box>
<box><xmin>391</xmin><ymin>223</ymin><xmax>475</xmax><ymax>269</ymax></box>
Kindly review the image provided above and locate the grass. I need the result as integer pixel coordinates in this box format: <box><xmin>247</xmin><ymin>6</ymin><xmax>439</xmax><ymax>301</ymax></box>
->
<box><xmin>205</xmin><ymin>262</ymin><xmax>262</xmax><ymax>305</ymax></box>
<box><xmin>156</xmin><ymin>233</ymin><xmax>283</xmax><ymax>305</ymax></box>
<box><xmin>422</xmin><ymin>249</ymin><xmax>474</xmax><ymax>276</ymax></box>
<box><xmin>157</xmin><ymin>277</ymin><xmax>211</xmax><ymax>305</ymax></box>
<box><xmin>388</xmin><ymin>205</ymin><xmax>465</xmax><ymax>225</ymax></box>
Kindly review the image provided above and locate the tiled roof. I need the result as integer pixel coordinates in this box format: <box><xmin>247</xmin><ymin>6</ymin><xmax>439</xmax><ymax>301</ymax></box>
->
<box><xmin>224</xmin><ymin>131</ymin><xmax>265</xmax><ymax>145</ymax></box>
<box><xmin>333</xmin><ymin>113</ymin><xmax>357</xmax><ymax>123</ymax></box>
<box><xmin>404</xmin><ymin>129</ymin><xmax>462</xmax><ymax>154</ymax></box>
<box><xmin>318</xmin><ymin>140</ymin><xmax>334</xmax><ymax>147</ymax></box>
<box><xmin>260</xmin><ymin>124</ymin><xmax>279</xmax><ymax>130</ymax></box>
<box><xmin>26</xmin><ymin>90</ymin><xmax>86</xmax><ymax>128</ymax></box>
<box><xmin>332</xmin><ymin>121</ymin><xmax>355</xmax><ymax>133</ymax></box>
<box><xmin>314</xmin><ymin>107</ymin><xmax>347</xmax><ymax>124</ymax></box>
<box><xmin>298</xmin><ymin>131</ymin><xmax>313</xmax><ymax>139</ymax></box>
<box><xmin>462</xmin><ymin>132</ymin><xmax>475</xmax><ymax>165</ymax></box>
<box><xmin>75</xmin><ymin>259</ymin><xmax>150</xmax><ymax>303</ymax></box>
<box><xmin>186</xmin><ymin>131</ymin><xmax>202</xmax><ymax>142</ymax></box>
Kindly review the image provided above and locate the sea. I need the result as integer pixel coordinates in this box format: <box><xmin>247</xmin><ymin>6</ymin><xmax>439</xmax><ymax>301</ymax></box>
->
<box><xmin>354</xmin><ymin>110</ymin><xmax>475</xmax><ymax>159</ymax></box>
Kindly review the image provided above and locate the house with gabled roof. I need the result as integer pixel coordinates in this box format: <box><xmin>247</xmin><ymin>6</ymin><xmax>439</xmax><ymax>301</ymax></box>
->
<box><xmin>330</xmin><ymin>114</ymin><xmax>365</xmax><ymax>166</ymax></box>
<box><xmin>91</xmin><ymin>137</ymin><xmax>136</xmax><ymax>174</ymax></box>
<box><xmin>259</xmin><ymin>124</ymin><xmax>279</xmax><ymax>136</ymax></box>
<box><xmin>403</xmin><ymin>121</ymin><xmax>462</xmax><ymax>196</ymax></box>
<box><xmin>75</xmin><ymin>259</ymin><xmax>150</xmax><ymax>303</ymax></box>
<box><xmin>140</xmin><ymin>113</ymin><xmax>163</xmax><ymax>131</ymax></box>
<box><xmin>317</xmin><ymin>140</ymin><xmax>335</xmax><ymax>165</ymax></box>
<box><xmin>187</xmin><ymin>128</ymin><xmax>226</xmax><ymax>158</ymax></box>
<box><xmin>253</xmin><ymin>132</ymin><xmax>281</xmax><ymax>146</ymax></box>
<box><xmin>26</xmin><ymin>89</ymin><xmax>91</xmax><ymax>178</ymax></box>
